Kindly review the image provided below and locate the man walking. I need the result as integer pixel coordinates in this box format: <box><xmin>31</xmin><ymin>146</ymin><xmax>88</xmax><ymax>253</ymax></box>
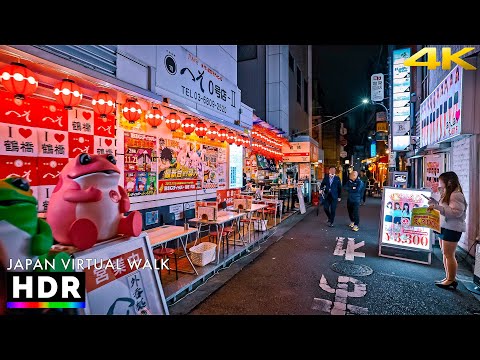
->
<box><xmin>345</xmin><ymin>170</ymin><xmax>365</xmax><ymax>232</ymax></box>
<box><xmin>320</xmin><ymin>166</ymin><xmax>342</xmax><ymax>227</ymax></box>
<box><xmin>359</xmin><ymin>170</ymin><xmax>369</xmax><ymax>205</ymax></box>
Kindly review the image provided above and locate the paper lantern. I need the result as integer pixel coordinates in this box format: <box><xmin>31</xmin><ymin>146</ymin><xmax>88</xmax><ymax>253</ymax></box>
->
<box><xmin>234</xmin><ymin>134</ymin><xmax>243</xmax><ymax>146</ymax></box>
<box><xmin>54</xmin><ymin>79</ymin><xmax>83</xmax><ymax>110</ymax></box>
<box><xmin>145</xmin><ymin>106</ymin><xmax>163</xmax><ymax>128</ymax></box>
<box><xmin>226</xmin><ymin>131</ymin><xmax>235</xmax><ymax>145</ymax></box>
<box><xmin>195</xmin><ymin>121</ymin><xmax>207</xmax><ymax>138</ymax></box>
<box><xmin>217</xmin><ymin>128</ymin><xmax>227</xmax><ymax>142</ymax></box>
<box><xmin>0</xmin><ymin>62</ymin><xmax>38</xmax><ymax>100</ymax></box>
<box><xmin>92</xmin><ymin>91</ymin><xmax>115</xmax><ymax>118</ymax></box>
<box><xmin>165</xmin><ymin>112</ymin><xmax>181</xmax><ymax>131</ymax></box>
<box><xmin>181</xmin><ymin>117</ymin><xmax>196</xmax><ymax>134</ymax></box>
<box><xmin>206</xmin><ymin>125</ymin><xmax>218</xmax><ymax>140</ymax></box>
<box><xmin>122</xmin><ymin>98</ymin><xmax>142</xmax><ymax>124</ymax></box>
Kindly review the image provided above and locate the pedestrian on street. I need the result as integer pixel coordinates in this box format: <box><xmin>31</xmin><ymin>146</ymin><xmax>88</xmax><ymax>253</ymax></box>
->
<box><xmin>345</xmin><ymin>170</ymin><xmax>365</xmax><ymax>232</ymax></box>
<box><xmin>428</xmin><ymin>171</ymin><xmax>467</xmax><ymax>290</ymax></box>
<box><xmin>320</xmin><ymin>166</ymin><xmax>342</xmax><ymax>227</ymax></box>
<box><xmin>359</xmin><ymin>170</ymin><xmax>368</xmax><ymax>205</ymax></box>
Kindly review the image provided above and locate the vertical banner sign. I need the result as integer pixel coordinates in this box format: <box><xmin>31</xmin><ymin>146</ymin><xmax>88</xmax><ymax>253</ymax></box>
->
<box><xmin>157</xmin><ymin>138</ymin><xmax>202</xmax><ymax>193</ymax></box>
<box><xmin>124</xmin><ymin>131</ymin><xmax>157</xmax><ymax>197</ymax></box>
<box><xmin>202</xmin><ymin>145</ymin><xmax>219</xmax><ymax>189</ymax></box>
<box><xmin>371</xmin><ymin>73</ymin><xmax>384</xmax><ymax>101</ymax></box>
<box><xmin>424</xmin><ymin>154</ymin><xmax>444</xmax><ymax>194</ymax></box>
<box><xmin>229</xmin><ymin>144</ymin><xmax>243</xmax><ymax>188</ymax></box>
<box><xmin>379</xmin><ymin>187</ymin><xmax>432</xmax><ymax>251</ymax></box>
<box><xmin>392</xmin><ymin>48</ymin><xmax>411</xmax><ymax>151</ymax></box>
<box><xmin>419</xmin><ymin>65</ymin><xmax>463</xmax><ymax>148</ymax></box>
<box><xmin>217</xmin><ymin>147</ymin><xmax>227</xmax><ymax>189</ymax></box>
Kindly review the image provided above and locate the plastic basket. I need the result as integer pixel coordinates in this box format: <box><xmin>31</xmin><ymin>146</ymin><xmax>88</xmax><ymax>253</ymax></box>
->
<box><xmin>189</xmin><ymin>242</ymin><xmax>217</xmax><ymax>266</ymax></box>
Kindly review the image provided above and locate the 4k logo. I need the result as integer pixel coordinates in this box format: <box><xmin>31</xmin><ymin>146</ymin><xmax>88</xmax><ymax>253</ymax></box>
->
<box><xmin>404</xmin><ymin>47</ymin><xmax>476</xmax><ymax>70</ymax></box>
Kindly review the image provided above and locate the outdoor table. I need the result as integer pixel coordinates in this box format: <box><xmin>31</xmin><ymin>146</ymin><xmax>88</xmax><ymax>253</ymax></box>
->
<box><xmin>234</xmin><ymin>203</ymin><xmax>269</xmax><ymax>244</ymax></box>
<box><xmin>146</xmin><ymin>225</ymin><xmax>199</xmax><ymax>275</ymax></box>
<box><xmin>189</xmin><ymin>211</ymin><xmax>246</xmax><ymax>264</ymax></box>
<box><xmin>255</xmin><ymin>198</ymin><xmax>283</xmax><ymax>225</ymax></box>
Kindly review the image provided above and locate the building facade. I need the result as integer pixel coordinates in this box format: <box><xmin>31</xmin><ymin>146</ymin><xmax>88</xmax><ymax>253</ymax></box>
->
<box><xmin>408</xmin><ymin>45</ymin><xmax>480</xmax><ymax>254</ymax></box>
<box><xmin>0</xmin><ymin>45</ymin><xmax>253</xmax><ymax>225</ymax></box>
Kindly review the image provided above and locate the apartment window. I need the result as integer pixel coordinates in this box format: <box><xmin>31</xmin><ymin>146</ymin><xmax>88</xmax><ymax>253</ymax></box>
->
<box><xmin>304</xmin><ymin>79</ymin><xmax>308</xmax><ymax>113</ymax></box>
<box><xmin>237</xmin><ymin>45</ymin><xmax>257</xmax><ymax>62</ymax></box>
<box><xmin>289</xmin><ymin>52</ymin><xmax>294</xmax><ymax>71</ymax></box>
<box><xmin>296</xmin><ymin>66</ymin><xmax>302</xmax><ymax>104</ymax></box>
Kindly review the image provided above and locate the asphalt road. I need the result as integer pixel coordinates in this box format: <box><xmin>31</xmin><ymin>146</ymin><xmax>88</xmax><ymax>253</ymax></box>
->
<box><xmin>189</xmin><ymin>196</ymin><xmax>480</xmax><ymax>315</ymax></box>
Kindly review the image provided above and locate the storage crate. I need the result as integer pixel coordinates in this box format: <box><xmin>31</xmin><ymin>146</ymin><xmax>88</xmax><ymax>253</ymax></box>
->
<box><xmin>189</xmin><ymin>242</ymin><xmax>217</xmax><ymax>266</ymax></box>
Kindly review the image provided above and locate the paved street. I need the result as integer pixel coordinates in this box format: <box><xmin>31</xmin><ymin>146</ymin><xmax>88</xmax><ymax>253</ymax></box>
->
<box><xmin>189</xmin><ymin>196</ymin><xmax>480</xmax><ymax>315</ymax></box>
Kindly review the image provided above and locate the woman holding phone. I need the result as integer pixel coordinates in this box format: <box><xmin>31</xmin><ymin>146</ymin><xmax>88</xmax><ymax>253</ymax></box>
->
<box><xmin>428</xmin><ymin>171</ymin><xmax>467</xmax><ymax>290</ymax></box>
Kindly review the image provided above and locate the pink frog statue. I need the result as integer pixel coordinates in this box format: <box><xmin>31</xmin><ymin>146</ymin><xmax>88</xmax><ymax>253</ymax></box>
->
<box><xmin>46</xmin><ymin>153</ymin><xmax>142</xmax><ymax>250</ymax></box>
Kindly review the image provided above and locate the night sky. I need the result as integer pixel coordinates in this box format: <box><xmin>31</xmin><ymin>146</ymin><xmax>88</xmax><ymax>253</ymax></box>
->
<box><xmin>313</xmin><ymin>45</ymin><xmax>387</xmax><ymax>146</ymax></box>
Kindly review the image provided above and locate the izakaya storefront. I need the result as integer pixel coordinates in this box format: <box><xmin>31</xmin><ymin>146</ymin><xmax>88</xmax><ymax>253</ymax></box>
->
<box><xmin>0</xmin><ymin>47</ymin><xmax>250</xmax><ymax>222</ymax></box>
<box><xmin>413</xmin><ymin>64</ymin><xmax>480</xmax><ymax>253</ymax></box>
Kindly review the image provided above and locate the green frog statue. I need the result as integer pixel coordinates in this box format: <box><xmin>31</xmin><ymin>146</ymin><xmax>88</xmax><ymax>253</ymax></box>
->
<box><xmin>0</xmin><ymin>177</ymin><xmax>71</xmax><ymax>272</ymax></box>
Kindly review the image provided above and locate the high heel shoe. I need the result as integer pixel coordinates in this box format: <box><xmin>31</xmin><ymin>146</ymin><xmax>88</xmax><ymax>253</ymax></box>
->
<box><xmin>435</xmin><ymin>278</ymin><xmax>447</xmax><ymax>283</ymax></box>
<box><xmin>435</xmin><ymin>280</ymin><xmax>458</xmax><ymax>289</ymax></box>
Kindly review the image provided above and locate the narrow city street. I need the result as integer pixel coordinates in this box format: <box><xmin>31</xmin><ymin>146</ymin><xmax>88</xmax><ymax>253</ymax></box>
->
<box><xmin>189</xmin><ymin>196</ymin><xmax>480</xmax><ymax>315</ymax></box>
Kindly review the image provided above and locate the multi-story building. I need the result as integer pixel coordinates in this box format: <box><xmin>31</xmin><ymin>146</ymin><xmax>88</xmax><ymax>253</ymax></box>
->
<box><xmin>406</xmin><ymin>45</ymin><xmax>480</xmax><ymax>255</ymax></box>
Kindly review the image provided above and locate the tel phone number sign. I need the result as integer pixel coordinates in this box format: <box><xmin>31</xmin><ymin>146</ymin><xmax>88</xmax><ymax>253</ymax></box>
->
<box><xmin>380</xmin><ymin>187</ymin><xmax>432</xmax><ymax>251</ymax></box>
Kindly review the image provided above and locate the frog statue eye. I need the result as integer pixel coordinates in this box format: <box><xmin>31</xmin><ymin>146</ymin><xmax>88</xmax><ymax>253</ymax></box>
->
<box><xmin>79</xmin><ymin>153</ymin><xmax>92</xmax><ymax>165</ymax></box>
<box><xmin>11</xmin><ymin>177</ymin><xmax>30</xmax><ymax>192</ymax></box>
<box><xmin>106</xmin><ymin>154</ymin><xmax>117</xmax><ymax>165</ymax></box>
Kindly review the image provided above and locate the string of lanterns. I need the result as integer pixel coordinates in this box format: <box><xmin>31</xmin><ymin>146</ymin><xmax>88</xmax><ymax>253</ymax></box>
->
<box><xmin>0</xmin><ymin>62</ymin><xmax>267</xmax><ymax>151</ymax></box>
<box><xmin>250</xmin><ymin>124</ymin><xmax>286</xmax><ymax>161</ymax></box>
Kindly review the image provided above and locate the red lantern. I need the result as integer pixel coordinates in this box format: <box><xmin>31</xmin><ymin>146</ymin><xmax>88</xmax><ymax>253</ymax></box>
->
<box><xmin>226</xmin><ymin>131</ymin><xmax>235</xmax><ymax>145</ymax></box>
<box><xmin>217</xmin><ymin>128</ymin><xmax>227</xmax><ymax>142</ymax></box>
<box><xmin>206</xmin><ymin>126</ymin><xmax>218</xmax><ymax>140</ymax></box>
<box><xmin>92</xmin><ymin>90</ymin><xmax>115</xmax><ymax>118</ymax></box>
<box><xmin>122</xmin><ymin>98</ymin><xmax>142</xmax><ymax>124</ymax></box>
<box><xmin>195</xmin><ymin>121</ymin><xmax>207</xmax><ymax>138</ymax></box>
<box><xmin>242</xmin><ymin>135</ymin><xmax>250</xmax><ymax>148</ymax></box>
<box><xmin>0</xmin><ymin>62</ymin><xmax>38</xmax><ymax>100</ymax></box>
<box><xmin>234</xmin><ymin>134</ymin><xmax>243</xmax><ymax>146</ymax></box>
<box><xmin>165</xmin><ymin>112</ymin><xmax>181</xmax><ymax>131</ymax></box>
<box><xmin>146</xmin><ymin>106</ymin><xmax>163</xmax><ymax>128</ymax></box>
<box><xmin>181</xmin><ymin>117</ymin><xmax>196</xmax><ymax>134</ymax></box>
<box><xmin>54</xmin><ymin>79</ymin><xmax>83</xmax><ymax>110</ymax></box>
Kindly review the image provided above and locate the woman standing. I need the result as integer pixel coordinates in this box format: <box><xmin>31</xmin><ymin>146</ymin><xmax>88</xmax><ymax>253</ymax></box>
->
<box><xmin>428</xmin><ymin>171</ymin><xmax>467</xmax><ymax>289</ymax></box>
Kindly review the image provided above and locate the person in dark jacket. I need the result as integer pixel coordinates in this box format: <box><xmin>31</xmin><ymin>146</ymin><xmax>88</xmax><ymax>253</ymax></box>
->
<box><xmin>320</xmin><ymin>166</ymin><xmax>342</xmax><ymax>227</ymax></box>
<box><xmin>345</xmin><ymin>170</ymin><xmax>365</xmax><ymax>232</ymax></box>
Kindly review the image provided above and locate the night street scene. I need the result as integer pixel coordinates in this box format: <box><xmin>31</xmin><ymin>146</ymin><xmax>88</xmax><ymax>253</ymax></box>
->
<box><xmin>1</xmin><ymin>44</ymin><xmax>480</xmax><ymax>318</ymax></box>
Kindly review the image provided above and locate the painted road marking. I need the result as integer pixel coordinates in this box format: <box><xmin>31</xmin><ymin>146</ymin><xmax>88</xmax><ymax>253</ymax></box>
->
<box><xmin>334</xmin><ymin>237</ymin><xmax>365</xmax><ymax>261</ymax></box>
<box><xmin>312</xmin><ymin>275</ymin><xmax>368</xmax><ymax>315</ymax></box>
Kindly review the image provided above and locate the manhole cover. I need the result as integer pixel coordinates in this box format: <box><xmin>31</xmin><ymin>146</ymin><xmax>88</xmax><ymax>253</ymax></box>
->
<box><xmin>330</xmin><ymin>261</ymin><xmax>373</xmax><ymax>277</ymax></box>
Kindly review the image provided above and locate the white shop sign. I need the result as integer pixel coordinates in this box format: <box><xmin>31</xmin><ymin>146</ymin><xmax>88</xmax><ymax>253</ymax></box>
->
<box><xmin>156</xmin><ymin>46</ymin><xmax>241</xmax><ymax>124</ymax></box>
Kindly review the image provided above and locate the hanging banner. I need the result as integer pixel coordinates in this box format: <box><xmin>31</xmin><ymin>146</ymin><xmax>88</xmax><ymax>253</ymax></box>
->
<box><xmin>157</xmin><ymin>138</ymin><xmax>202</xmax><ymax>194</ymax></box>
<box><xmin>124</xmin><ymin>131</ymin><xmax>157</xmax><ymax>197</ymax></box>
<box><xmin>411</xmin><ymin>207</ymin><xmax>441</xmax><ymax>233</ymax></box>
<box><xmin>217</xmin><ymin>147</ymin><xmax>227</xmax><ymax>188</ymax></box>
<box><xmin>202</xmin><ymin>145</ymin><xmax>219</xmax><ymax>189</ymax></box>
<box><xmin>424</xmin><ymin>154</ymin><xmax>444</xmax><ymax>194</ymax></box>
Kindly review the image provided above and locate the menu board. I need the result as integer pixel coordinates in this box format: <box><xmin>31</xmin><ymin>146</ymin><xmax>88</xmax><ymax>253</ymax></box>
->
<box><xmin>379</xmin><ymin>187</ymin><xmax>432</xmax><ymax>252</ymax></box>
<box><xmin>124</xmin><ymin>131</ymin><xmax>157</xmax><ymax>197</ymax></box>
<box><xmin>202</xmin><ymin>145</ymin><xmax>219</xmax><ymax>189</ymax></box>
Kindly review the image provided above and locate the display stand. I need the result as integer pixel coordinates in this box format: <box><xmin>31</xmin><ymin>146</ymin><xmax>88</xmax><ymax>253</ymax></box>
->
<box><xmin>73</xmin><ymin>233</ymin><xmax>169</xmax><ymax>315</ymax></box>
<box><xmin>378</xmin><ymin>187</ymin><xmax>433</xmax><ymax>265</ymax></box>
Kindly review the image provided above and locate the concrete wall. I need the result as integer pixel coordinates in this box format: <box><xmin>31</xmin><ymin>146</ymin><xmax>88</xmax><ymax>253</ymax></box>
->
<box><xmin>117</xmin><ymin>45</ymin><xmax>239</xmax><ymax>93</ymax></box>
<box><xmin>288</xmin><ymin>45</ymin><xmax>309</xmax><ymax>138</ymax></box>
<box><xmin>266</xmin><ymin>45</ymin><xmax>289</xmax><ymax>134</ymax></box>
<box><xmin>237</xmin><ymin>45</ymin><xmax>266</xmax><ymax>119</ymax></box>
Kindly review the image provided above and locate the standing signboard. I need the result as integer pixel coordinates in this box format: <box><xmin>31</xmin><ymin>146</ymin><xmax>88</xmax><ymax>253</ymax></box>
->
<box><xmin>297</xmin><ymin>185</ymin><xmax>306</xmax><ymax>214</ymax></box>
<box><xmin>378</xmin><ymin>187</ymin><xmax>433</xmax><ymax>264</ymax></box>
<box><xmin>73</xmin><ymin>234</ymin><xmax>168</xmax><ymax>315</ymax></box>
